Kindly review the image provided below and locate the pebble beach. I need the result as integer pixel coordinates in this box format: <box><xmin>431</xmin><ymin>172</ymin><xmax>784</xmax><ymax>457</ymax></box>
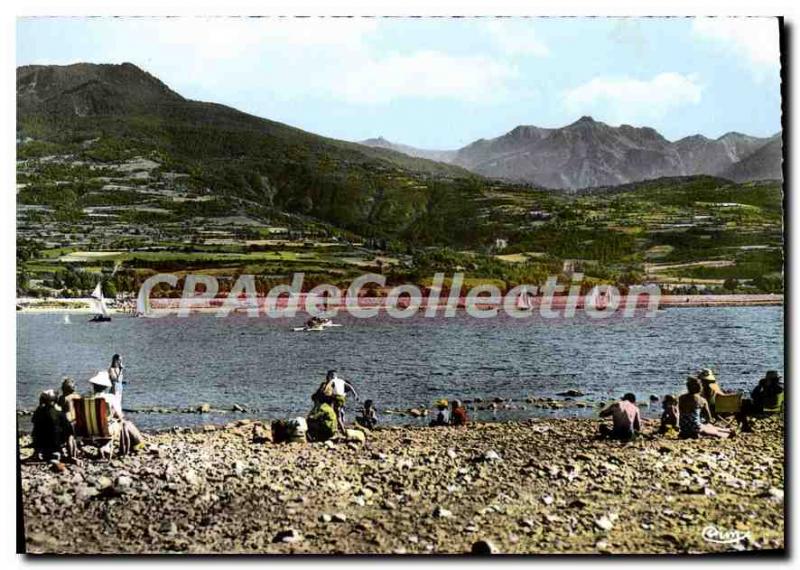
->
<box><xmin>19</xmin><ymin>417</ymin><xmax>784</xmax><ymax>555</ymax></box>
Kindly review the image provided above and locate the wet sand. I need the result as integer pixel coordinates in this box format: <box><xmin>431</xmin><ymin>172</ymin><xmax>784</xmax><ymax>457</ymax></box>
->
<box><xmin>19</xmin><ymin>417</ymin><xmax>784</xmax><ymax>554</ymax></box>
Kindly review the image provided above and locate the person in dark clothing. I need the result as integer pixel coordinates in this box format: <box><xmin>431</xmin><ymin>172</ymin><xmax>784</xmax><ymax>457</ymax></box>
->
<box><xmin>751</xmin><ymin>370</ymin><xmax>784</xmax><ymax>411</ymax></box>
<box><xmin>31</xmin><ymin>391</ymin><xmax>72</xmax><ymax>461</ymax></box>
<box><xmin>738</xmin><ymin>370</ymin><xmax>784</xmax><ymax>432</ymax></box>
<box><xmin>356</xmin><ymin>399</ymin><xmax>378</xmax><ymax>430</ymax></box>
<box><xmin>450</xmin><ymin>400</ymin><xmax>468</xmax><ymax>426</ymax></box>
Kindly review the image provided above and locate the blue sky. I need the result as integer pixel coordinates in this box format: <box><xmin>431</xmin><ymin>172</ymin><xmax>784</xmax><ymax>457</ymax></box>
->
<box><xmin>17</xmin><ymin>17</ymin><xmax>782</xmax><ymax>149</ymax></box>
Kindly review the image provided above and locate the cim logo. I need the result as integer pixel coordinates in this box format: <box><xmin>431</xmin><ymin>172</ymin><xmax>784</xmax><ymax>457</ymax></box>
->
<box><xmin>702</xmin><ymin>525</ymin><xmax>751</xmax><ymax>545</ymax></box>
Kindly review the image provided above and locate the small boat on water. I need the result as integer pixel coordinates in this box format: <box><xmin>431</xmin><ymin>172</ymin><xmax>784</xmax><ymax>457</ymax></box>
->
<box><xmin>292</xmin><ymin>317</ymin><xmax>342</xmax><ymax>332</ymax></box>
<box><xmin>88</xmin><ymin>283</ymin><xmax>112</xmax><ymax>323</ymax></box>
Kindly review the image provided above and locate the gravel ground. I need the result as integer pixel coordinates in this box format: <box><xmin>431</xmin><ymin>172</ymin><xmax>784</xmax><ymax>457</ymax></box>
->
<box><xmin>19</xmin><ymin>417</ymin><xmax>784</xmax><ymax>555</ymax></box>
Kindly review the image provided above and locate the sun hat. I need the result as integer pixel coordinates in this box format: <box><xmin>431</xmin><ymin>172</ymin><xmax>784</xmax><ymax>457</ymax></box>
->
<box><xmin>435</xmin><ymin>399</ymin><xmax>449</xmax><ymax>408</ymax></box>
<box><xmin>88</xmin><ymin>370</ymin><xmax>112</xmax><ymax>388</ymax></box>
<box><xmin>763</xmin><ymin>370</ymin><xmax>781</xmax><ymax>381</ymax></box>
<box><xmin>697</xmin><ymin>369</ymin><xmax>716</xmax><ymax>382</ymax></box>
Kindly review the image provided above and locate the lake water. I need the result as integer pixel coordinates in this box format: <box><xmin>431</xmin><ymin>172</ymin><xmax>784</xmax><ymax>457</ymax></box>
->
<box><xmin>17</xmin><ymin>306</ymin><xmax>783</xmax><ymax>430</ymax></box>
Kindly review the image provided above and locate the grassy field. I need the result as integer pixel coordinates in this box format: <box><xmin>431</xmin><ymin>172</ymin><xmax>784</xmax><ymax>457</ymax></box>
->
<box><xmin>16</xmin><ymin>148</ymin><xmax>784</xmax><ymax>297</ymax></box>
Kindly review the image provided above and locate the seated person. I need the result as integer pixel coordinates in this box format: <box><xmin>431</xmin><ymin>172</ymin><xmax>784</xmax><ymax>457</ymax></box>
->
<box><xmin>58</xmin><ymin>377</ymin><xmax>81</xmax><ymax>423</ymax></box>
<box><xmin>598</xmin><ymin>393</ymin><xmax>641</xmax><ymax>441</ymax></box>
<box><xmin>658</xmin><ymin>394</ymin><xmax>679</xmax><ymax>434</ymax></box>
<box><xmin>737</xmin><ymin>370</ymin><xmax>784</xmax><ymax>432</ymax></box>
<box><xmin>450</xmin><ymin>400</ymin><xmax>468</xmax><ymax>426</ymax></box>
<box><xmin>751</xmin><ymin>370</ymin><xmax>784</xmax><ymax>412</ymax></box>
<box><xmin>697</xmin><ymin>368</ymin><xmax>728</xmax><ymax>416</ymax></box>
<box><xmin>429</xmin><ymin>399</ymin><xmax>450</xmax><ymax>427</ymax></box>
<box><xmin>307</xmin><ymin>401</ymin><xmax>338</xmax><ymax>441</ymax></box>
<box><xmin>87</xmin><ymin>371</ymin><xmax>145</xmax><ymax>456</ymax></box>
<box><xmin>30</xmin><ymin>391</ymin><xmax>73</xmax><ymax>462</ymax></box>
<box><xmin>356</xmin><ymin>399</ymin><xmax>378</xmax><ymax>430</ymax></box>
<box><xmin>678</xmin><ymin>376</ymin><xmax>734</xmax><ymax>439</ymax></box>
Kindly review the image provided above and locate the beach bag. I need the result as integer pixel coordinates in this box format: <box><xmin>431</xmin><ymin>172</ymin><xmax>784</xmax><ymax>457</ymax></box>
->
<box><xmin>286</xmin><ymin>417</ymin><xmax>308</xmax><ymax>443</ymax></box>
<box><xmin>307</xmin><ymin>402</ymin><xmax>337</xmax><ymax>442</ymax></box>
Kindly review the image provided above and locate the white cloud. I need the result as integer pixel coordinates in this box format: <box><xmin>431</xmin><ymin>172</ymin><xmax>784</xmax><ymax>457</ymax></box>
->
<box><xmin>485</xmin><ymin>20</ymin><xmax>550</xmax><ymax>57</ymax></box>
<box><xmin>692</xmin><ymin>17</ymin><xmax>780</xmax><ymax>73</ymax></box>
<box><xmin>328</xmin><ymin>50</ymin><xmax>521</xmax><ymax>105</ymax></box>
<box><xmin>564</xmin><ymin>72</ymin><xmax>703</xmax><ymax>123</ymax></box>
<box><xmin>138</xmin><ymin>17</ymin><xmax>378</xmax><ymax>60</ymax></box>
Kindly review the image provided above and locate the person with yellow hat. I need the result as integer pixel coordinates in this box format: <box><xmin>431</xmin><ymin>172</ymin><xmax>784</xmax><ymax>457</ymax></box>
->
<box><xmin>697</xmin><ymin>368</ymin><xmax>726</xmax><ymax>415</ymax></box>
<box><xmin>429</xmin><ymin>399</ymin><xmax>450</xmax><ymax>427</ymax></box>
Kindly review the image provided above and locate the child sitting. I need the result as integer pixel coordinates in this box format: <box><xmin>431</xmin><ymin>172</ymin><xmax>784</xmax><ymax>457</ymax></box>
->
<box><xmin>659</xmin><ymin>394</ymin><xmax>679</xmax><ymax>434</ymax></box>
<box><xmin>429</xmin><ymin>399</ymin><xmax>450</xmax><ymax>426</ymax></box>
<box><xmin>356</xmin><ymin>399</ymin><xmax>378</xmax><ymax>430</ymax></box>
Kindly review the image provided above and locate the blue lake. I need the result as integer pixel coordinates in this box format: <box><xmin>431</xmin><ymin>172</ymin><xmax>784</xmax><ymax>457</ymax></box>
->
<box><xmin>17</xmin><ymin>306</ymin><xmax>783</xmax><ymax>430</ymax></box>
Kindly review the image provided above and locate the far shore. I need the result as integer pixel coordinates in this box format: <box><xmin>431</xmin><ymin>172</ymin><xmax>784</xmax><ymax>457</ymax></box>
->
<box><xmin>16</xmin><ymin>293</ymin><xmax>784</xmax><ymax>315</ymax></box>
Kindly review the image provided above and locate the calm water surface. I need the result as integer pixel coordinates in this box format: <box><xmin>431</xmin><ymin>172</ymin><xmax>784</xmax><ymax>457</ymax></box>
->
<box><xmin>17</xmin><ymin>307</ymin><xmax>783</xmax><ymax>430</ymax></box>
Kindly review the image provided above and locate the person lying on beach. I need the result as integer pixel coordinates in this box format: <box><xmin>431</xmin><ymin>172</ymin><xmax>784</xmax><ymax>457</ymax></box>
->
<box><xmin>356</xmin><ymin>399</ymin><xmax>378</xmax><ymax>430</ymax></box>
<box><xmin>29</xmin><ymin>390</ymin><xmax>74</xmax><ymax>462</ymax></box>
<box><xmin>450</xmin><ymin>400</ymin><xmax>468</xmax><ymax>426</ymax></box>
<box><xmin>429</xmin><ymin>399</ymin><xmax>450</xmax><ymax>427</ymax></box>
<box><xmin>598</xmin><ymin>393</ymin><xmax>641</xmax><ymax>441</ymax></box>
<box><xmin>678</xmin><ymin>376</ymin><xmax>734</xmax><ymax>439</ymax></box>
<box><xmin>658</xmin><ymin>394</ymin><xmax>679</xmax><ymax>434</ymax></box>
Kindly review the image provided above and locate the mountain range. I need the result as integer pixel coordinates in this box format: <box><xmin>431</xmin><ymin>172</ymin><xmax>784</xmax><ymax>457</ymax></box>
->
<box><xmin>361</xmin><ymin>117</ymin><xmax>782</xmax><ymax>190</ymax></box>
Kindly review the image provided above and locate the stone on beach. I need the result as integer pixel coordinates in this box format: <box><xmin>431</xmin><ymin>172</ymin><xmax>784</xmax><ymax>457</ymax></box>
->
<box><xmin>18</xmin><ymin>416</ymin><xmax>785</xmax><ymax>554</ymax></box>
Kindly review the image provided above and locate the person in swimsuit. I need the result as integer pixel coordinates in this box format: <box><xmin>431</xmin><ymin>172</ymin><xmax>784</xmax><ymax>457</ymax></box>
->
<box><xmin>678</xmin><ymin>376</ymin><xmax>734</xmax><ymax>439</ymax></box>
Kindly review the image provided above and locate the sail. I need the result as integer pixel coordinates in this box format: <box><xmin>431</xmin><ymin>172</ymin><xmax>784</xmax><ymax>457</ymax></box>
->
<box><xmin>586</xmin><ymin>286</ymin><xmax>599</xmax><ymax>308</ymax></box>
<box><xmin>90</xmin><ymin>283</ymin><xmax>109</xmax><ymax>316</ymax></box>
<box><xmin>136</xmin><ymin>287</ymin><xmax>149</xmax><ymax>316</ymax></box>
<box><xmin>90</xmin><ymin>282</ymin><xmax>103</xmax><ymax>300</ymax></box>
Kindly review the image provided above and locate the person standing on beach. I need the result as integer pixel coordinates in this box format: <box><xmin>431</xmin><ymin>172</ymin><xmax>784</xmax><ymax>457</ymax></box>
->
<box><xmin>325</xmin><ymin>370</ymin><xmax>359</xmax><ymax>434</ymax></box>
<box><xmin>598</xmin><ymin>393</ymin><xmax>641</xmax><ymax>440</ymax></box>
<box><xmin>108</xmin><ymin>354</ymin><xmax>125</xmax><ymax>412</ymax></box>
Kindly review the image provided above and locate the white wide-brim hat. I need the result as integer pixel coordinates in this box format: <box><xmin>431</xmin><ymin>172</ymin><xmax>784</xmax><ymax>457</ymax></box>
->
<box><xmin>88</xmin><ymin>370</ymin><xmax>112</xmax><ymax>388</ymax></box>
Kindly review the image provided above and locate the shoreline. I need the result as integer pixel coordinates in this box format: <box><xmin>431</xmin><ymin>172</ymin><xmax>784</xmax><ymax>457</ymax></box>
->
<box><xmin>19</xmin><ymin>417</ymin><xmax>784</xmax><ymax>554</ymax></box>
<box><xmin>16</xmin><ymin>293</ymin><xmax>784</xmax><ymax>315</ymax></box>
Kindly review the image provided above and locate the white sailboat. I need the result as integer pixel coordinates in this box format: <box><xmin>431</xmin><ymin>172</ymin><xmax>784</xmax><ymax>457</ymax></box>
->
<box><xmin>89</xmin><ymin>282</ymin><xmax>111</xmax><ymax>322</ymax></box>
<box><xmin>516</xmin><ymin>291</ymin><xmax>534</xmax><ymax>310</ymax></box>
<box><xmin>135</xmin><ymin>286</ymin><xmax>150</xmax><ymax>317</ymax></box>
<box><xmin>585</xmin><ymin>286</ymin><xmax>610</xmax><ymax>310</ymax></box>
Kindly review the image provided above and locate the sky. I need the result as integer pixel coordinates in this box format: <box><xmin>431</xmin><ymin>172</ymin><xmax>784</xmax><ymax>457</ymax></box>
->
<box><xmin>16</xmin><ymin>16</ymin><xmax>783</xmax><ymax>149</ymax></box>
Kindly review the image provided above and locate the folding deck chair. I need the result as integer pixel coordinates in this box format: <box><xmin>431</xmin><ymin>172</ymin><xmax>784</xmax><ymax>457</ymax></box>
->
<box><xmin>713</xmin><ymin>392</ymin><xmax>743</xmax><ymax>427</ymax></box>
<box><xmin>73</xmin><ymin>396</ymin><xmax>116</xmax><ymax>459</ymax></box>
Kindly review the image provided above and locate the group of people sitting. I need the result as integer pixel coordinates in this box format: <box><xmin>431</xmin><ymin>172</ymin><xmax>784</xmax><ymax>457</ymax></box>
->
<box><xmin>598</xmin><ymin>369</ymin><xmax>784</xmax><ymax>441</ymax></box>
<box><xmin>295</xmin><ymin>371</ymin><xmax>470</xmax><ymax>441</ymax></box>
<box><xmin>429</xmin><ymin>399</ymin><xmax>469</xmax><ymax>427</ymax></box>
<box><xmin>27</xmin><ymin>354</ymin><xmax>143</xmax><ymax>463</ymax></box>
